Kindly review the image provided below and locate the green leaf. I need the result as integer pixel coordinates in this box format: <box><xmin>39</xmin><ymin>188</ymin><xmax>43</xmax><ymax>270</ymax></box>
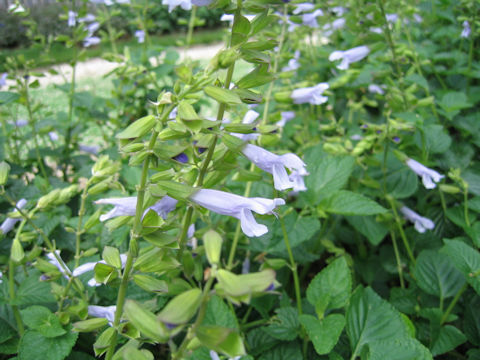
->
<box><xmin>441</xmin><ymin>240</ymin><xmax>480</xmax><ymax>295</ymax></box>
<box><xmin>431</xmin><ymin>325</ymin><xmax>467</xmax><ymax>356</ymax></box>
<box><xmin>438</xmin><ymin>92</ymin><xmax>471</xmax><ymax>112</ymax></box>
<box><xmin>20</xmin><ymin>306</ymin><xmax>66</xmax><ymax>338</ymax></box>
<box><xmin>178</xmin><ymin>101</ymin><xmax>200</xmax><ymax>121</ymax></box>
<box><xmin>320</xmin><ymin>190</ymin><xmax>387</xmax><ymax>216</ymax></box>
<box><xmin>346</xmin><ymin>216</ymin><xmax>389</xmax><ymax>246</ymax></box>
<box><xmin>237</xmin><ymin>65</ymin><xmax>274</xmax><ymax>89</ymax></box>
<box><xmin>196</xmin><ymin>326</ymin><xmax>246</xmax><ymax>358</ymax></box>
<box><xmin>18</xmin><ymin>330</ymin><xmax>78</xmax><ymax>360</ymax></box>
<box><xmin>415</xmin><ymin>125</ymin><xmax>451</xmax><ymax>154</ymax></box>
<box><xmin>0</xmin><ymin>91</ymin><xmax>20</xmax><ymax>105</ymax></box>
<box><xmin>346</xmin><ymin>287</ymin><xmax>410</xmax><ymax>358</ymax></box>
<box><xmin>299</xmin><ymin>314</ymin><xmax>345</xmax><ymax>355</ymax></box>
<box><xmin>14</xmin><ymin>275</ymin><xmax>55</xmax><ymax>306</ymax></box>
<box><xmin>204</xmin><ymin>85</ymin><xmax>242</xmax><ymax>105</ymax></box>
<box><xmin>306</xmin><ymin>257</ymin><xmax>351</xmax><ymax>313</ymax></box>
<box><xmin>368</xmin><ymin>338</ymin><xmax>433</xmax><ymax>360</ymax></box>
<box><xmin>257</xmin><ymin>341</ymin><xmax>302</xmax><ymax>360</ymax></box>
<box><xmin>464</xmin><ymin>296</ymin><xmax>480</xmax><ymax>346</ymax></box>
<box><xmin>116</xmin><ymin>115</ymin><xmax>156</xmax><ymax>139</ymax></box>
<box><xmin>301</xmin><ymin>150</ymin><xmax>355</xmax><ymax>204</ymax></box>
<box><xmin>385</xmin><ymin>163</ymin><xmax>419</xmax><ymax>199</ymax></box>
<box><xmin>413</xmin><ymin>250</ymin><xmax>465</xmax><ymax>299</ymax></box>
<box><xmin>232</xmin><ymin>14</ymin><xmax>251</xmax><ymax>45</ymax></box>
<box><xmin>202</xmin><ymin>295</ymin><xmax>238</xmax><ymax>329</ymax></box>
<box><xmin>102</xmin><ymin>246</ymin><xmax>121</xmax><ymax>268</ymax></box>
<box><xmin>263</xmin><ymin>307</ymin><xmax>300</xmax><ymax>341</ymax></box>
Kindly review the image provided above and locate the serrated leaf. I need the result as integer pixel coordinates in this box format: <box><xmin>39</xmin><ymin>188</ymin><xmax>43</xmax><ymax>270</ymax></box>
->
<box><xmin>413</xmin><ymin>250</ymin><xmax>465</xmax><ymax>299</ymax></box>
<box><xmin>368</xmin><ymin>338</ymin><xmax>433</xmax><ymax>360</ymax></box>
<box><xmin>441</xmin><ymin>240</ymin><xmax>480</xmax><ymax>295</ymax></box>
<box><xmin>263</xmin><ymin>307</ymin><xmax>300</xmax><ymax>341</ymax></box>
<box><xmin>257</xmin><ymin>341</ymin><xmax>302</xmax><ymax>360</ymax></box>
<box><xmin>302</xmin><ymin>313</ymin><xmax>345</xmax><ymax>355</ymax></box>
<box><xmin>0</xmin><ymin>92</ymin><xmax>20</xmax><ymax>105</ymax></box>
<box><xmin>346</xmin><ymin>216</ymin><xmax>389</xmax><ymax>246</ymax></box>
<box><xmin>18</xmin><ymin>330</ymin><xmax>78</xmax><ymax>360</ymax></box>
<box><xmin>431</xmin><ymin>325</ymin><xmax>467</xmax><ymax>356</ymax></box>
<box><xmin>321</xmin><ymin>190</ymin><xmax>387</xmax><ymax>216</ymax></box>
<box><xmin>20</xmin><ymin>306</ymin><xmax>66</xmax><ymax>338</ymax></box>
<box><xmin>14</xmin><ymin>275</ymin><xmax>55</xmax><ymax>306</ymax></box>
<box><xmin>306</xmin><ymin>257</ymin><xmax>351</xmax><ymax>313</ymax></box>
<box><xmin>346</xmin><ymin>287</ymin><xmax>410</xmax><ymax>358</ymax></box>
<box><xmin>202</xmin><ymin>295</ymin><xmax>238</xmax><ymax>329</ymax></box>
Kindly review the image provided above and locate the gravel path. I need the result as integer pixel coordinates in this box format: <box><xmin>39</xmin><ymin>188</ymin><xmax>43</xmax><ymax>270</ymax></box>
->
<box><xmin>28</xmin><ymin>42</ymin><xmax>224</xmax><ymax>87</ymax></box>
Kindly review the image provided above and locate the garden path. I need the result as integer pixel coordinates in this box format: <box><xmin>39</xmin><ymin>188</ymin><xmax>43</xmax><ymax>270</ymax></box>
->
<box><xmin>31</xmin><ymin>42</ymin><xmax>224</xmax><ymax>87</ymax></box>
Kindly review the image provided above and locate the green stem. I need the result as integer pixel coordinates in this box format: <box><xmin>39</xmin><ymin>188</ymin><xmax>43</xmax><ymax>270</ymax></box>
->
<box><xmin>388</xmin><ymin>198</ymin><xmax>416</xmax><ymax>265</ymax></box>
<box><xmin>103</xmin><ymin>5</ymin><xmax>118</xmax><ymax>54</ymax></box>
<box><xmin>390</xmin><ymin>230</ymin><xmax>404</xmax><ymax>288</ymax></box>
<box><xmin>377</xmin><ymin>0</ymin><xmax>408</xmax><ymax>110</ymax></box>
<box><xmin>63</xmin><ymin>46</ymin><xmax>78</xmax><ymax>180</ymax></box>
<box><xmin>172</xmin><ymin>275</ymin><xmax>215</xmax><ymax>360</ymax></box>
<box><xmin>23</xmin><ymin>78</ymin><xmax>48</xmax><ymax>179</ymax></box>
<box><xmin>105</xmin><ymin>105</ymin><xmax>175</xmax><ymax>360</ymax></box>
<box><xmin>464</xmin><ymin>188</ymin><xmax>471</xmax><ymax>227</ymax></box>
<box><xmin>185</xmin><ymin>6</ymin><xmax>197</xmax><ymax>49</ymax></box>
<box><xmin>8</xmin><ymin>259</ymin><xmax>24</xmax><ymax>336</ymax></box>
<box><xmin>75</xmin><ymin>184</ymin><xmax>89</xmax><ymax>268</ymax></box>
<box><xmin>226</xmin><ymin>180</ymin><xmax>252</xmax><ymax>269</ymax></box>
<box><xmin>441</xmin><ymin>283</ymin><xmax>467</xmax><ymax>324</ymax></box>
<box><xmin>278</xmin><ymin>206</ymin><xmax>302</xmax><ymax>315</ymax></box>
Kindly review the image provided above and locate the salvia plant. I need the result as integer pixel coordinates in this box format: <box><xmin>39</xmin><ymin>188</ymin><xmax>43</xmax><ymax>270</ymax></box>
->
<box><xmin>0</xmin><ymin>0</ymin><xmax>479</xmax><ymax>359</ymax></box>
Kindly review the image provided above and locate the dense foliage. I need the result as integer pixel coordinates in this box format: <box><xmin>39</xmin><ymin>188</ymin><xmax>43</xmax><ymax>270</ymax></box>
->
<box><xmin>0</xmin><ymin>0</ymin><xmax>479</xmax><ymax>359</ymax></box>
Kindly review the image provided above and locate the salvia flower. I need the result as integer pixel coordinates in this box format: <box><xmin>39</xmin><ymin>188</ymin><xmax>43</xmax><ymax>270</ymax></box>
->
<box><xmin>292</xmin><ymin>3</ymin><xmax>314</xmax><ymax>14</ymax></box>
<box><xmin>282</xmin><ymin>50</ymin><xmax>300</xmax><ymax>72</ymax></box>
<box><xmin>83</xmin><ymin>36</ymin><xmax>101</xmax><ymax>48</ymax></box>
<box><xmin>461</xmin><ymin>21</ymin><xmax>471</xmax><ymax>38</ymax></box>
<box><xmin>46</xmin><ymin>250</ymin><xmax>70</xmax><ymax>278</ymax></box>
<box><xmin>192</xmin><ymin>0</ymin><xmax>213</xmax><ymax>5</ymax></box>
<box><xmin>135</xmin><ymin>30</ymin><xmax>145</xmax><ymax>43</ymax></box>
<box><xmin>14</xmin><ymin>119</ymin><xmax>28</xmax><ymax>127</ymax></box>
<box><xmin>1</xmin><ymin>199</ymin><xmax>27</xmax><ymax>235</ymax></box>
<box><xmin>79</xmin><ymin>144</ymin><xmax>100</xmax><ymax>154</ymax></box>
<box><xmin>406</xmin><ymin>158</ymin><xmax>444</xmax><ymax>189</ymax></box>
<box><xmin>48</xmin><ymin>131</ymin><xmax>59</xmax><ymax>141</ymax></box>
<box><xmin>68</xmin><ymin>11</ymin><xmax>77</xmax><ymax>27</ymax></box>
<box><xmin>291</xmin><ymin>83</ymin><xmax>329</xmax><ymax>105</ymax></box>
<box><xmin>95</xmin><ymin>195</ymin><xmax>178</xmax><ymax>221</ymax></box>
<box><xmin>0</xmin><ymin>73</ymin><xmax>7</xmax><ymax>88</ymax></box>
<box><xmin>88</xmin><ymin>305</ymin><xmax>116</xmax><ymax>325</ymax></box>
<box><xmin>74</xmin><ymin>255</ymin><xmax>127</xmax><ymax>286</ymax></box>
<box><xmin>209</xmin><ymin>350</ymin><xmax>241</xmax><ymax>360</ymax></box>
<box><xmin>329</xmin><ymin>45</ymin><xmax>370</xmax><ymax>70</ymax></box>
<box><xmin>302</xmin><ymin>9</ymin><xmax>324</xmax><ymax>28</ymax></box>
<box><xmin>400</xmin><ymin>206</ymin><xmax>434</xmax><ymax>233</ymax></box>
<box><xmin>241</xmin><ymin>143</ymin><xmax>308</xmax><ymax>192</ymax></box>
<box><xmin>190</xmin><ymin>189</ymin><xmax>285</xmax><ymax>237</ymax></box>
<box><xmin>78</xmin><ymin>14</ymin><xmax>96</xmax><ymax>23</ymax></box>
<box><xmin>323</xmin><ymin>18</ymin><xmax>346</xmax><ymax>36</ymax></box>
<box><xmin>276</xmin><ymin>111</ymin><xmax>295</xmax><ymax>127</ymax></box>
<box><xmin>331</xmin><ymin>6</ymin><xmax>347</xmax><ymax>16</ymax></box>
<box><xmin>368</xmin><ymin>84</ymin><xmax>385</xmax><ymax>95</ymax></box>
<box><xmin>386</xmin><ymin>13</ymin><xmax>398</xmax><ymax>23</ymax></box>
<box><xmin>163</xmin><ymin>0</ymin><xmax>192</xmax><ymax>12</ymax></box>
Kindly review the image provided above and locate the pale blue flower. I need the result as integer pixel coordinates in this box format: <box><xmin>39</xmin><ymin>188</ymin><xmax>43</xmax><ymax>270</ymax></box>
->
<box><xmin>386</xmin><ymin>13</ymin><xmax>398</xmax><ymax>23</ymax></box>
<box><xmin>368</xmin><ymin>84</ymin><xmax>385</xmax><ymax>95</ymax></box>
<box><xmin>210</xmin><ymin>350</ymin><xmax>241</xmax><ymax>360</ymax></box>
<box><xmin>83</xmin><ymin>36</ymin><xmax>101</xmax><ymax>47</ymax></box>
<box><xmin>192</xmin><ymin>0</ymin><xmax>212</xmax><ymax>5</ymax></box>
<box><xmin>370</xmin><ymin>27</ymin><xmax>382</xmax><ymax>34</ymax></box>
<box><xmin>78</xmin><ymin>14</ymin><xmax>96</xmax><ymax>23</ymax></box>
<box><xmin>0</xmin><ymin>73</ymin><xmax>7</xmax><ymax>88</ymax></box>
<box><xmin>46</xmin><ymin>250</ymin><xmax>70</xmax><ymax>279</ymax></box>
<box><xmin>48</xmin><ymin>131</ymin><xmax>59</xmax><ymax>141</ymax></box>
<box><xmin>406</xmin><ymin>158</ymin><xmax>444</xmax><ymax>189</ymax></box>
<box><xmin>461</xmin><ymin>21</ymin><xmax>471</xmax><ymax>38</ymax></box>
<box><xmin>68</xmin><ymin>11</ymin><xmax>77</xmax><ymax>27</ymax></box>
<box><xmin>88</xmin><ymin>305</ymin><xmax>116</xmax><ymax>325</ymax></box>
<box><xmin>323</xmin><ymin>17</ymin><xmax>345</xmax><ymax>35</ymax></box>
<box><xmin>291</xmin><ymin>83</ymin><xmax>329</xmax><ymax>105</ymax></box>
<box><xmin>95</xmin><ymin>195</ymin><xmax>178</xmax><ymax>221</ymax></box>
<box><xmin>73</xmin><ymin>254</ymin><xmax>127</xmax><ymax>286</ymax></box>
<box><xmin>331</xmin><ymin>6</ymin><xmax>347</xmax><ymax>16</ymax></box>
<box><xmin>190</xmin><ymin>189</ymin><xmax>285</xmax><ymax>237</ymax></box>
<box><xmin>329</xmin><ymin>45</ymin><xmax>370</xmax><ymax>70</ymax></box>
<box><xmin>1</xmin><ymin>199</ymin><xmax>27</xmax><ymax>235</ymax></box>
<box><xmin>302</xmin><ymin>9</ymin><xmax>324</xmax><ymax>28</ymax></box>
<box><xmin>282</xmin><ymin>50</ymin><xmax>300</xmax><ymax>72</ymax></box>
<box><xmin>163</xmin><ymin>0</ymin><xmax>192</xmax><ymax>12</ymax></box>
<box><xmin>400</xmin><ymin>206</ymin><xmax>434</xmax><ymax>233</ymax></box>
<box><xmin>276</xmin><ymin>111</ymin><xmax>295</xmax><ymax>127</ymax></box>
<box><xmin>135</xmin><ymin>30</ymin><xmax>145</xmax><ymax>43</ymax></box>
<box><xmin>241</xmin><ymin>143</ymin><xmax>308</xmax><ymax>192</ymax></box>
<box><xmin>292</xmin><ymin>3</ymin><xmax>314</xmax><ymax>14</ymax></box>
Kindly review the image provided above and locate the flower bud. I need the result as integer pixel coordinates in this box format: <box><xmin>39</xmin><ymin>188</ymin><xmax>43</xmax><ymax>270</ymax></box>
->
<box><xmin>0</xmin><ymin>161</ymin><xmax>10</xmax><ymax>185</ymax></box>
<box><xmin>203</xmin><ymin>230</ymin><xmax>223</xmax><ymax>265</ymax></box>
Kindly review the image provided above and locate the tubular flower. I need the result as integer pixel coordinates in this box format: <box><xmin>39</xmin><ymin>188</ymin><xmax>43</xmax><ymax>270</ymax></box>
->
<box><xmin>88</xmin><ymin>305</ymin><xmax>116</xmax><ymax>325</ymax></box>
<box><xmin>329</xmin><ymin>45</ymin><xmax>370</xmax><ymax>70</ymax></box>
<box><xmin>134</xmin><ymin>30</ymin><xmax>145</xmax><ymax>43</ymax></box>
<box><xmin>292</xmin><ymin>3</ymin><xmax>314</xmax><ymax>14</ymax></box>
<box><xmin>400</xmin><ymin>206</ymin><xmax>435</xmax><ymax>233</ymax></box>
<box><xmin>46</xmin><ymin>250</ymin><xmax>70</xmax><ymax>279</ymax></box>
<box><xmin>73</xmin><ymin>254</ymin><xmax>128</xmax><ymax>286</ymax></box>
<box><xmin>291</xmin><ymin>83</ymin><xmax>329</xmax><ymax>105</ymax></box>
<box><xmin>190</xmin><ymin>189</ymin><xmax>285</xmax><ymax>237</ymax></box>
<box><xmin>241</xmin><ymin>144</ymin><xmax>308</xmax><ymax>192</ymax></box>
<box><xmin>68</xmin><ymin>11</ymin><xmax>77</xmax><ymax>27</ymax></box>
<box><xmin>282</xmin><ymin>50</ymin><xmax>300</xmax><ymax>72</ymax></box>
<box><xmin>95</xmin><ymin>195</ymin><xmax>178</xmax><ymax>222</ymax></box>
<box><xmin>406</xmin><ymin>158</ymin><xmax>444</xmax><ymax>189</ymax></box>
<box><xmin>302</xmin><ymin>9</ymin><xmax>324</xmax><ymax>28</ymax></box>
<box><xmin>1</xmin><ymin>199</ymin><xmax>27</xmax><ymax>235</ymax></box>
<box><xmin>162</xmin><ymin>0</ymin><xmax>192</xmax><ymax>12</ymax></box>
<box><xmin>276</xmin><ymin>111</ymin><xmax>295</xmax><ymax>127</ymax></box>
<box><xmin>461</xmin><ymin>21</ymin><xmax>471</xmax><ymax>38</ymax></box>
